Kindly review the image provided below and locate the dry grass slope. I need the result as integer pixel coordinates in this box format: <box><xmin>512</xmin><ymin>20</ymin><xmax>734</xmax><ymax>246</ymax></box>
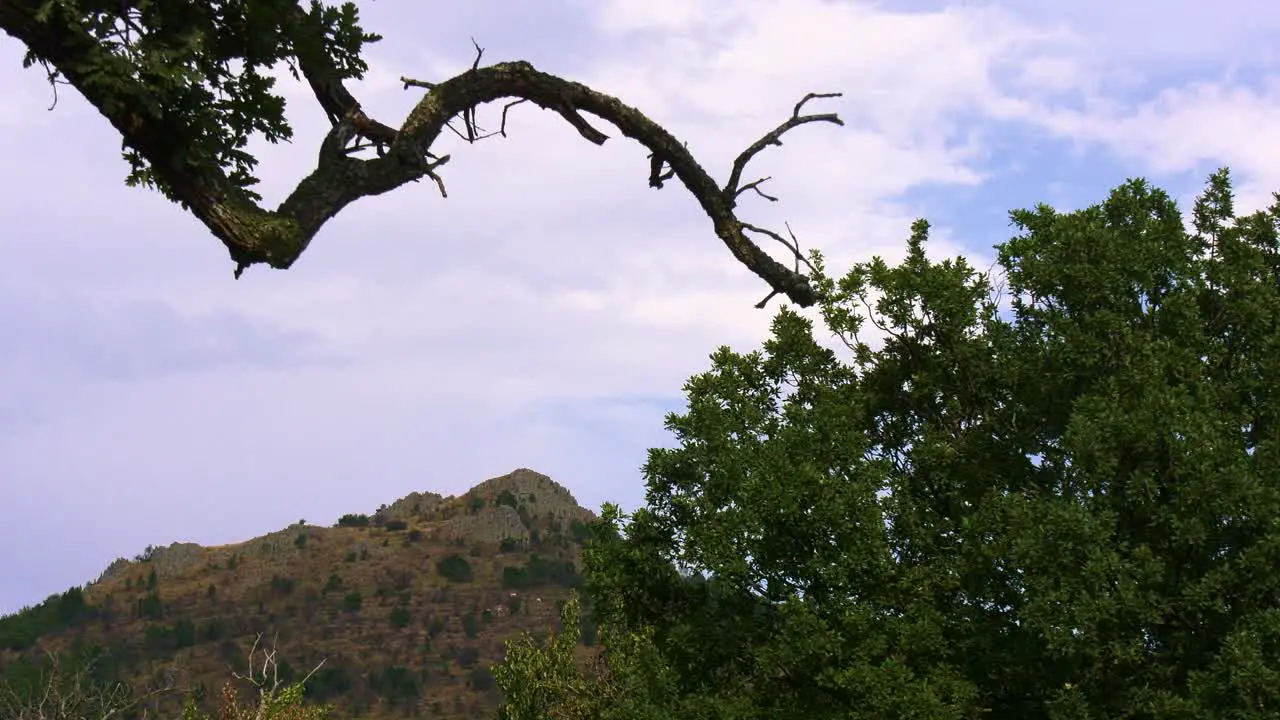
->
<box><xmin>0</xmin><ymin>469</ymin><xmax>600</xmax><ymax>720</ymax></box>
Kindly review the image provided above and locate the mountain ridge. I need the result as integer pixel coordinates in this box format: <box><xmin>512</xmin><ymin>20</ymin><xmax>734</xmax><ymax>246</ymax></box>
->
<box><xmin>0</xmin><ymin>468</ymin><xmax>601</xmax><ymax>720</ymax></box>
<box><xmin>92</xmin><ymin>467</ymin><xmax>594</xmax><ymax>585</ymax></box>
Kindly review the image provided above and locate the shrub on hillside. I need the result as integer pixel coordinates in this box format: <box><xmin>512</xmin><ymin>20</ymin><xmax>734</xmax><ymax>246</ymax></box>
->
<box><xmin>436</xmin><ymin>554</ymin><xmax>473</xmax><ymax>583</ymax></box>
<box><xmin>0</xmin><ymin>587</ymin><xmax>90</xmax><ymax>651</ymax></box>
<box><xmin>335</xmin><ymin>513</ymin><xmax>370</xmax><ymax>528</ymax></box>
<box><xmin>389</xmin><ymin>606</ymin><xmax>411</xmax><ymax>628</ymax></box>
<box><xmin>501</xmin><ymin>554</ymin><xmax>582</xmax><ymax>589</ymax></box>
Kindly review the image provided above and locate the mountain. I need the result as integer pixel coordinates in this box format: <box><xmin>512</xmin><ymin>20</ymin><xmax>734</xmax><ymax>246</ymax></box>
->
<box><xmin>0</xmin><ymin>468</ymin><xmax>599</xmax><ymax>719</ymax></box>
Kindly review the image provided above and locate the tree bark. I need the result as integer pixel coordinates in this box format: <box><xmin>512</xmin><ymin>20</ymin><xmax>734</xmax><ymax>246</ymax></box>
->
<box><xmin>1</xmin><ymin>0</ymin><xmax>841</xmax><ymax>307</ymax></box>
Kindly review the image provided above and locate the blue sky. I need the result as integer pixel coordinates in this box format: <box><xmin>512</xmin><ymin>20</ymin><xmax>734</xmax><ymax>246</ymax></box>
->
<box><xmin>2</xmin><ymin>0</ymin><xmax>1278</xmax><ymax>616</ymax></box>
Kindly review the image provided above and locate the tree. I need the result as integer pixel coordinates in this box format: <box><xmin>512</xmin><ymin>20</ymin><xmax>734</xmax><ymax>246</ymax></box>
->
<box><xmin>334</xmin><ymin>514</ymin><xmax>369</xmax><ymax>528</ymax></box>
<box><xmin>0</xmin><ymin>645</ymin><xmax>173</xmax><ymax>720</ymax></box>
<box><xmin>180</xmin><ymin>633</ymin><xmax>332</xmax><ymax>720</ymax></box>
<box><xmin>436</xmin><ymin>553</ymin><xmax>473</xmax><ymax>583</ymax></box>
<box><xmin>0</xmin><ymin>587</ymin><xmax>92</xmax><ymax>651</ymax></box>
<box><xmin>494</xmin><ymin>591</ymin><xmax>686</xmax><ymax>720</ymax></box>
<box><xmin>498</xmin><ymin>170</ymin><xmax>1280</xmax><ymax>718</ymax></box>
<box><xmin>1</xmin><ymin>0</ymin><xmax>839</xmax><ymax>307</ymax></box>
<box><xmin>1</xmin><ymin>637</ymin><xmax>328</xmax><ymax>720</ymax></box>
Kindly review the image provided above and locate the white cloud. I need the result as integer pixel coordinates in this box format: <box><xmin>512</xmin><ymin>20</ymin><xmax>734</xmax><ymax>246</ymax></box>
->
<box><xmin>584</xmin><ymin>0</ymin><xmax>1067</xmax><ymax>139</ymax></box>
<box><xmin>1011</xmin><ymin>79</ymin><xmax>1280</xmax><ymax>214</ymax></box>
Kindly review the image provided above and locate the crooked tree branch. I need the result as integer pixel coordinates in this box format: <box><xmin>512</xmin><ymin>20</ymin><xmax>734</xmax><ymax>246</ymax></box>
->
<box><xmin>1</xmin><ymin>1</ymin><xmax>842</xmax><ymax>308</ymax></box>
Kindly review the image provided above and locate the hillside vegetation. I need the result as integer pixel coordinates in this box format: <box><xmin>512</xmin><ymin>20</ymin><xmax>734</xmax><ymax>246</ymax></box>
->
<box><xmin>4</xmin><ymin>173</ymin><xmax>1279</xmax><ymax>720</ymax></box>
<box><xmin>0</xmin><ymin>469</ymin><xmax>597</xmax><ymax>720</ymax></box>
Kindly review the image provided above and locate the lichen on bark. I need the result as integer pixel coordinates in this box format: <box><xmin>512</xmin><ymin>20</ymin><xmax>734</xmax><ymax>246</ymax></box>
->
<box><xmin>1</xmin><ymin>0</ymin><xmax>842</xmax><ymax>307</ymax></box>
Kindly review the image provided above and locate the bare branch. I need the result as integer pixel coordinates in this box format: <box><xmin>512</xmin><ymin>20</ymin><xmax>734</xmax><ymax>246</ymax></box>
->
<box><xmin>497</xmin><ymin>99</ymin><xmax>527</xmax><ymax>137</ymax></box>
<box><xmin>401</xmin><ymin>77</ymin><xmax>435</xmax><ymax>91</ymax></box>
<box><xmin>0</xmin><ymin>649</ymin><xmax>174</xmax><ymax>720</ymax></box>
<box><xmin>1</xmin><ymin>2</ymin><xmax>842</xmax><ymax>307</ymax></box>
<box><xmin>738</xmin><ymin>177</ymin><xmax>779</xmax><ymax>202</ymax></box>
<box><xmin>723</xmin><ymin>92</ymin><xmax>844</xmax><ymax>204</ymax></box>
<box><xmin>220</xmin><ymin>631</ymin><xmax>328</xmax><ymax>720</ymax></box>
<box><xmin>647</xmin><ymin>149</ymin><xmax>678</xmax><ymax>188</ymax></box>
<box><xmin>742</xmin><ymin>221</ymin><xmax>818</xmax><ymax>308</ymax></box>
<box><xmin>742</xmin><ymin>221</ymin><xmax>816</xmax><ymax>273</ymax></box>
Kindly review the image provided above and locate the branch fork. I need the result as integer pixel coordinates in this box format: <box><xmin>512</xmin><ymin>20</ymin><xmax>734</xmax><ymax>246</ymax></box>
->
<box><xmin>3</xmin><ymin>5</ymin><xmax>843</xmax><ymax>307</ymax></box>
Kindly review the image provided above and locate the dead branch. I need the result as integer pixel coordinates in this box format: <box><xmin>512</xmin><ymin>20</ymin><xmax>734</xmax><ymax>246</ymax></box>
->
<box><xmin>0</xmin><ymin>1</ymin><xmax>842</xmax><ymax>307</ymax></box>
<box><xmin>0</xmin><ymin>648</ymin><xmax>174</xmax><ymax>720</ymax></box>
<box><xmin>228</xmin><ymin>632</ymin><xmax>328</xmax><ymax>720</ymax></box>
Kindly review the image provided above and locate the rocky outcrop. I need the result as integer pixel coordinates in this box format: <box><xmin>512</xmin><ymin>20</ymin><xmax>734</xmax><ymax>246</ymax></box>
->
<box><xmin>364</xmin><ymin>468</ymin><xmax>598</xmax><ymax>547</ymax></box>
<box><xmin>94</xmin><ymin>469</ymin><xmax>595</xmax><ymax>584</ymax></box>
<box><xmin>468</xmin><ymin>467</ymin><xmax>596</xmax><ymax>527</ymax></box>
<box><xmin>440</xmin><ymin>504</ymin><xmax>530</xmax><ymax>544</ymax></box>
<box><xmin>96</xmin><ymin>541</ymin><xmax>205</xmax><ymax>583</ymax></box>
<box><xmin>373</xmin><ymin>490</ymin><xmax>445</xmax><ymax>524</ymax></box>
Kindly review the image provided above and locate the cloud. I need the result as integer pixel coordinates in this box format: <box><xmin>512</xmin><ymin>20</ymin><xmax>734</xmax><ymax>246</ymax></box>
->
<box><xmin>1017</xmin><ymin>80</ymin><xmax>1280</xmax><ymax>213</ymax></box>
<box><xmin>0</xmin><ymin>289</ymin><xmax>338</xmax><ymax>383</ymax></box>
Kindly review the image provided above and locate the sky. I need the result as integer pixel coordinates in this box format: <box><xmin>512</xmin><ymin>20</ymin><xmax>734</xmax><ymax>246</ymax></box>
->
<box><xmin>2</xmin><ymin>0</ymin><xmax>1278</xmax><ymax>616</ymax></box>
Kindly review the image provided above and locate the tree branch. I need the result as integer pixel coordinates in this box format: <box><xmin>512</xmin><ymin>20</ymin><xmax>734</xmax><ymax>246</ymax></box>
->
<box><xmin>1</xmin><ymin>1</ymin><xmax>842</xmax><ymax>307</ymax></box>
<box><xmin>0</xmin><ymin>648</ymin><xmax>174</xmax><ymax>720</ymax></box>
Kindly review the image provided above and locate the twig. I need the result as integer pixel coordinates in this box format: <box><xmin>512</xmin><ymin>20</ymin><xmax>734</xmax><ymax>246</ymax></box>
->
<box><xmin>7</xmin><ymin>9</ymin><xmax>844</xmax><ymax>307</ymax></box>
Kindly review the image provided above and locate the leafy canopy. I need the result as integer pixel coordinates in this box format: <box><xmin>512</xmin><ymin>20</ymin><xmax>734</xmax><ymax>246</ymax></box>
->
<box><xmin>497</xmin><ymin>169</ymin><xmax>1280</xmax><ymax>719</ymax></box>
<box><xmin>23</xmin><ymin>0</ymin><xmax>378</xmax><ymax>201</ymax></box>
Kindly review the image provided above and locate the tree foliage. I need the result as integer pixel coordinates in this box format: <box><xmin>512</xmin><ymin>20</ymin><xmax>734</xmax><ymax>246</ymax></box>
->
<box><xmin>493</xmin><ymin>591</ymin><xmax>685</xmax><ymax>720</ymax></box>
<box><xmin>2</xmin><ymin>0</ymin><xmax>838</xmax><ymax>306</ymax></box>
<box><xmin>498</xmin><ymin>169</ymin><xmax>1280</xmax><ymax>718</ymax></box>
<box><xmin>0</xmin><ymin>587</ymin><xmax>91</xmax><ymax>651</ymax></box>
<box><xmin>0</xmin><ymin>646</ymin><xmax>168</xmax><ymax>720</ymax></box>
<box><xmin>181</xmin><ymin>634</ymin><xmax>331</xmax><ymax>720</ymax></box>
<box><xmin>436</xmin><ymin>553</ymin><xmax>474</xmax><ymax>583</ymax></box>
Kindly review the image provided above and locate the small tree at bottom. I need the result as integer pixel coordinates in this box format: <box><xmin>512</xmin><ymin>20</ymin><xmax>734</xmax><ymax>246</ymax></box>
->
<box><xmin>180</xmin><ymin>634</ymin><xmax>331</xmax><ymax>720</ymax></box>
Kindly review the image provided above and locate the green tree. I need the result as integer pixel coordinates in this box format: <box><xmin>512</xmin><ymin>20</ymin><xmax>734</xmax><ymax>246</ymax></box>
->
<box><xmin>495</xmin><ymin>591</ymin><xmax>685</xmax><ymax>720</ymax></box>
<box><xmin>0</xmin><ymin>587</ymin><xmax>92</xmax><ymax>651</ymax></box>
<box><xmin>3</xmin><ymin>0</ymin><xmax>835</xmax><ymax>307</ymax></box>
<box><xmin>172</xmin><ymin>618</ymin><xmax>197</xmax><ymax>649</ymax></box>
<box><xmin>322</xmin><ymin>572</ymin><xmax>343</xmax><ymax>595</ymax></box>
<box><xmin>303</xmin><ymin>665</ymin><xmax>352</xmax><ymax>703</ymax></box>
<box><xmin>389</xmin><ymin>606</ymin><xmax>411</xmax><ymax>629</ymax></box>
<box><xmin>1</xmin><ymin>646</ymin><xmax>170</xmax><ymax>720</ymax></box>
<box><xmin>503</xmin><ymin>554</ymin><xmax>583</xmax><ymax>589</ymax></box>
<box><xmin>368</xmin><ymin>665</ymin><xmax>417</xmax><ymax>707</ymax></box>
<box><xmin>500</xmin><ymin>170</ymin><xmax>1280</xmax><ymax>719</ymax></box>
<box><xmin>180</xmin><ymin>636</ymin><xmax>331</xmax><ymax>720</ymax></box>
<box><xmin>135</xmin><ymin>590</ymin><xmax>163</xmax><ymax>620</ymax></box>
<box><xmin>336</xmin><ymin>513</ymin><xmax>370</xmax><ymax>528</ymax></box>
<box><xmin>436</xmin><ymin>554</ymin><xmax>474</xmax><ymax>583</ymax></box>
